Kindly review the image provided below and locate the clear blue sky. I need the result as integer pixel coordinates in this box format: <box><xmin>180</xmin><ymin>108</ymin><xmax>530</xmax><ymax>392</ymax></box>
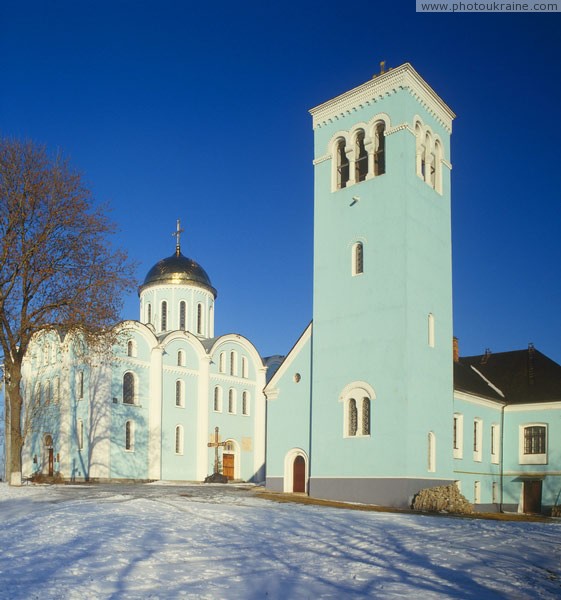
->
<box><xmin>1</xmin><ymin>1</ymin><xmax>560</xmax><ymax>362</ymax></box>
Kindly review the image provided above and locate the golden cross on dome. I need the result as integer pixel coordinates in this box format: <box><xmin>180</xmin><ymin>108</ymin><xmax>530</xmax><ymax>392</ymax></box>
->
<box><xmin>172</xmin><ymin>219</ymin><xmax>184</xmax><ymax>256</ymax></box>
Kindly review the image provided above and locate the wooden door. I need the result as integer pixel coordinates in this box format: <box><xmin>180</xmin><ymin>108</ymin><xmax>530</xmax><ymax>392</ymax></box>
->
<box><xmin>48</xmin><ymin>449</ymin><xmax>54</xmax><ymax>476</ymax></box>
<box><xmin>523</xmin><ymin>480</ymin><xmax>542</xmax><ymax>514</ymax></box>
<box><xmin>223</xmin><ymin>453</ymin><xmax>234</xmax><ymax>480</ymax></box>
<box><xmin>293</xmin><ymin>455</ymin><xmax>306</xmax><ymax>493</ymax></box>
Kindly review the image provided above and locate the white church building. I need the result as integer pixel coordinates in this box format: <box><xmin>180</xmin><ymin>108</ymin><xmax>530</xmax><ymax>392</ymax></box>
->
<box><xmin>20</xmin><ymin>64</ymin><xmax>561</xmax><ymax>514</ymax></box>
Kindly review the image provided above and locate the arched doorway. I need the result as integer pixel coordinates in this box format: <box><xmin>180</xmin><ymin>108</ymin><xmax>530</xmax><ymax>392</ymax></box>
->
<box><xmin>293</xmin><ymin>455</ymin><xmax>306</xmax><ymax>493</ymax></box>
<box><xmin>222</xmin><ymin>440</ymin><xmax>238</xmax><ymax>481</ymax></box>
<box><xmin>44</xmin><ymin>434</ymin><xmax>54</xmax><ymax>476</ymax></box>
<box><xmin>283</xmin><ymin>449</ymin><xmax>308</xmax><ymax>494</ymax></box>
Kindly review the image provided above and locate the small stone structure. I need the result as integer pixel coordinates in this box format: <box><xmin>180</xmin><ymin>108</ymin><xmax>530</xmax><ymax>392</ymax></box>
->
<box><xmin>551</xmin><ymin>505</ymin><xmax>561</xmax><ymax>517</ymax></box>
<box><xmin>412</xmin><ymin>484</ymin><xmax>474</xmax><ymax>515</ymax></box>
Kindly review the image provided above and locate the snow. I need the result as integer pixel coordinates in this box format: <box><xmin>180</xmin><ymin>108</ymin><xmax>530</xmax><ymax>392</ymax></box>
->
<box><xmin>0</xmin><ymin>483</ymin><xmax>560</xmax><ymax>599</ymax></box>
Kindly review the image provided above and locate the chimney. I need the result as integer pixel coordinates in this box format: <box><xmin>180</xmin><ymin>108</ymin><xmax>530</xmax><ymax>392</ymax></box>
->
<box><xmin>453</xmin><ymin>337</ymin><xmax>459</xmax><ymax>362</ymax></box>
<box><xmin>480</xmin><ymin>348</ymin><xmax>492</xmax><ymax>365</ymax></box>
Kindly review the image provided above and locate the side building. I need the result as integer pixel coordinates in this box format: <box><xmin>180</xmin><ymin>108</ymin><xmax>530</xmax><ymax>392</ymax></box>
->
<box><xmin>21</xmin><ymin>230</ymin><xmax>267</xmax><ymax>483</ymax></box>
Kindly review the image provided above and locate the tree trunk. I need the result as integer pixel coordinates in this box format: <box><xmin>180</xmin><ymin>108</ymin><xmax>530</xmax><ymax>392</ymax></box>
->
<box><xmin>6</xmin><ymin>363</ymin><xmax>23</xmax><ymax>485</ymax></box>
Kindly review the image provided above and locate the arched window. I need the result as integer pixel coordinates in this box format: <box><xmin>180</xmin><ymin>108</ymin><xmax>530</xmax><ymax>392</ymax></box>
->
<box><xmin>125</xmin><ymin>420</ymin><xmax>134</xmax><ymax>451</ymax></box>
<box><xmin>352</xmin><ymin>242</ymin><xmax>364</xmax><ymax>276</ymax></box>
<box><xmin>77</xmin><ymin>419</ymin><xmax>84</xmax><ymax>450</ymax></box>
<box><xmin>44</xmin><ymin>380</ymin><xmax>52</xmax><ymax>405</ymax></box>
<box><xmin>428</xmin><ymin>313</ymin><xmax>435</xmax><ymax>348</ymax></box>
<box><xmin>355</xmin><ymin>130</ymin><xmax>368</xmax><ymax>182</ymax></box>
<box><xmin>348</xmin><ymin>399</ymin><xmax>358</xmax><ymax>437</ymax></box>
<box><xmin>147</xmin><ymin>303</ymin><xmax>152</xmax><ymax>324</ymax></box>
<box><xmin>161</xmin><ymin>301</ymin><xmax>167</xmax><ymax>332</ymax></box>
<box><xmin>127</xmin><ymin>340</ymin><xmax>135</xmax><ymax>357</ymax></box>
<box><xmin>175</xmin><ymin>425</ymin><xmax>184</xmax><ymax>455</ymax></box>
<box><xmin>219</xmin><ymin>352</ymin><xmax>225</xmax><ymax>373</ymax></box>
<box><xmin>230</xmin><ymin>351</ymin><xmax>236</xmax><ymax>376</ymax></box>
<box><xmin>434</xmin><ymin>140</ymin><xmax>443</xmax><ymax>194</ymax></box>
<box><xmin>428</xmin><ymin>431</ymin><xmax>436</xmax><ymax>472</ymax></box>
<box><xmin>197</xmin><ymin>303</ymin><xmax>203</xmax><ymax>335</ymax></box>
<box><xmin>228</xmin><ymin>389</ymin><xmax>236</xmax><ymax>414</ymax></box>
<box><xmin>374</xmin><ymin>122</ymin><xmax>386</xmax><ymax>176</ymax></box>
<box><xmin>361</xmin><ymin>398</ymin><xmax>370</xmax><ymax>435</ymax></box>
<box><xmin>341</xmin><ymin>382</ymin><xmax>375</xmax><ymax>438</ymax></box>
<box><xmin>177</xmin><ymin>350</ymin><xmax>185</xmax><ymax>366</ymax></box>
<box><xmin>242</xmin><ymin>391</ymin><xmax>249</xmax><ymax>416</ymax></box>
<box><xmin>77</xmin><ymin>371</ymin><xmax>84</xmax><ymax>399</ymax></box>
<box><xmin>415</xmin><ymin>122</ymin><xmax>424</xmax><ymax>179</ymax></box>
<box><xmin>123</xmin><ymin>372</ymin><xmax>135</xmax><ymax>404</ymax></box>
<box><xmin>179</xmin><ymin>301</ymin><xmax>186</xmax><ymax>330</ymax></box>
<box><xmin>241</xmin><ymin>356</ymin><xmax>248</xmax><ymax>379</ymax></box>
<box><xmin>213</xmin><ymin>386</ymin><xmax>222</xmax><ymax>412</ymax></box>
<box><xmin>336</xmin><ymin>138</ymin><xmax>349</xmax><ymax>190</ymax></box>
<box><xmin>175</xmin><ymin>380</ymin><xmax>184</xmax><ymax>407</ymax></box>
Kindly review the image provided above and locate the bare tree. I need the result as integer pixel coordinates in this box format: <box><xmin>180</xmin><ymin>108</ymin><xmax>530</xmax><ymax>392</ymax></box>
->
<box><xmin>0</xmin><ymin>138</ymin><xmax>136</xmax><ymax>484</ymax></box>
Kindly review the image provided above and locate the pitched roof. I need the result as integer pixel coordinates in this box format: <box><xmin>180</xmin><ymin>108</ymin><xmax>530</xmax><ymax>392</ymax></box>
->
<box><xmin>453</xmin><ymin>361</ymin><xmax>504</xmax><ymax>402</ymax></box>
<box><xmin>458</xmin><ymin>347</ymin><xmax>561</xmax><ymax>405</ymax></box>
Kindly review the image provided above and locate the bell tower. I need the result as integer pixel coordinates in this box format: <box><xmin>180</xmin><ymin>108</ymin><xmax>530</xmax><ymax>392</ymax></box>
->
<box><xmin>308</xmin><ymin>63</ymin><xmax>456</xmax><ymax>506</ymax></box>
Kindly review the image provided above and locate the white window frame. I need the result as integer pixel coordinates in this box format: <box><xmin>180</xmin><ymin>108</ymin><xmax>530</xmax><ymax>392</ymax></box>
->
<box><xmin>242</xmin><ymin>391</ymin><xmax>250</xmax><ymax>416</ymax></box>
<box><xmin>519</xmin><ymin>423</ymin><xmax>548</xmax><ymax>465</ymax></box>
<box><xmin>351</xmin><ymin>242</ymin><xmax>364</xmax><ymax>277</ymax></box>
<box><xmin>491</xmin><ymin>423</ymin><xmax>500</xmax><ymax>464</ymax></box>
<box><xmin>453</xmin><ymin>413</ymin><xmax>463</xmax><ymax>459</ymax></box>
<box><xmin>175</xmin><ymin>379</ymin><xmax>185</xmax><ymax>408</ymax></box>
<box><xmin>213</xmin><ymin>386</ymin><xmax>222</xmax><ymax>413</ymax></box>
<box><xmin>428</xmin><ymin>431</ymin><xmax>436</xmax><ymax>472</ymax></box>
<box><xmin>175</xmin><ymin>425</ymin><xmax>184</xmax><ymax>455</ymax></box>
<box><xmin>77</xmin><ymin>419</ymin><xmax>84</xmax><ymax>450</ymax></box>
<box><xmin>228</xmin><ymin>388</ymin><xmax>236</xmax><ymax>414</ymax></box>
<box><xmin>474</xmin><ymin>480</ymin><xmax>481</xmax><ymax>504</ymax></box>
<box><xmin>473</xmin><ymin>418</ymin><xmax>482</xmax><ymax>462</ymax></box>
<box><xmin>241</xmin><ymin>356</ymin><xmax>248</xmax><ymax>379</ymax></box>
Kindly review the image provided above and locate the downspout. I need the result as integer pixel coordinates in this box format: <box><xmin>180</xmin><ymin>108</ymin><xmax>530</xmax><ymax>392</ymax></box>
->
<box><xmin>499</xmin><ymin>403</ymin><xmax>505</xmax><ymax>513</ymax></box>
<box><xmin>307</xmin><ymin>329</ymin><xmax>313</xmax><ymax>496</ymax></box>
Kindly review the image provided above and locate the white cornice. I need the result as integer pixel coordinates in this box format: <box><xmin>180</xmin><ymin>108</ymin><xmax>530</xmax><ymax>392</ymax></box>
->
<box><xmin>454</xmin><ymin>390</ymin><xmax>506</xmax><ymax>409</ymax></box>
<box><xmin>309</xmin><ymin>63</ymin><xmax>455</xmax><ymax>133</ymax></box>
<box><xmin>506</xmin><ymin>401</ymin><xmax>561</xmax><ymax>412</ymax></box>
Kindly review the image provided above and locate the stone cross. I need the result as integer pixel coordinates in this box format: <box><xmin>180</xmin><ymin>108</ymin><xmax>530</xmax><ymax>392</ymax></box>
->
<box><xmin>207</xmin><ymin>426</ymin><xmax>226</xmax><ymax>475</ymax></box>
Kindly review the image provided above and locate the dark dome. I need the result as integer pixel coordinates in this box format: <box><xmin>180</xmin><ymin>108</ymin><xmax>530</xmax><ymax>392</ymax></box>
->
<box><xmin>140</xmin><ymin>251</ymin><xmax>217</xmax><ymax>297</ymax></box>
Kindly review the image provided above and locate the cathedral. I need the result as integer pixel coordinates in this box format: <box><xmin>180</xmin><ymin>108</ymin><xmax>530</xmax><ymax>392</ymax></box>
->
<box><xmin>22</xmin><ymin>63</ymin><xmax>561</xmax><ymax>514</ymax></box>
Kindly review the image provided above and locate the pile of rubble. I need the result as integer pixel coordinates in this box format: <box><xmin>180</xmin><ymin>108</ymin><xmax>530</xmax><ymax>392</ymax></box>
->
<box><xmin>412</xmin><ymin>483</ymin><xmax>474</xmax><ymax>515</ymax></box>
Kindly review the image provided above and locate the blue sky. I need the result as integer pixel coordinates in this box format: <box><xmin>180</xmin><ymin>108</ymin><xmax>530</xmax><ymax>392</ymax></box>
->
<box><xmin>1</xmin><ymin>1</ymin><xmax>560</xmax><ymax>362</ymax></box>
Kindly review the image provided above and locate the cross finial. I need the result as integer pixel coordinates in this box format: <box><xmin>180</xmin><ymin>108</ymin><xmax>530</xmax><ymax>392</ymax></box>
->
<box><xmin>172</xmin><ymin>219</ymin><xmax>184</xmax><ymax>256</ymax></box>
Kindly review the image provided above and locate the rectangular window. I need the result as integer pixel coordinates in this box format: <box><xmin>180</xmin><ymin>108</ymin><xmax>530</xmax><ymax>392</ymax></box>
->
<box><xmin>453</xmin><ymin>413</ymin><xmax>463</xmax><ymax>459</ymax></box>
<box><xmin>491</xmin><ymin>424</ymin><xmax>499</xmax><ymax>464</ymax></box>
<box><xmin>77</xmin><ymin>371</ymin><xmax>84</xmax><ymax>399</ymax></box>
<box><xmin>519</xmin><ymin>424</ymin><xmax>547</xmax><ymax>465</ymax></box>
<box><xmin>473</xmin><ymin>418</ymin><xmax>482</xmax><ymax>462</ymax></box>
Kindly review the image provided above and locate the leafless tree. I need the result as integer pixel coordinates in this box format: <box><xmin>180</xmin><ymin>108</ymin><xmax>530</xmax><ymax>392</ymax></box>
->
<box><xmin>0</xmin><ymin>138</ymin><xmax>136</xmax><ymax>484</ymax></box>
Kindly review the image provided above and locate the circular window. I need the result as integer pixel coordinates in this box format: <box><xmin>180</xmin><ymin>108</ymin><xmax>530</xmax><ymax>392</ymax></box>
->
<box><xmin>293</xmin><ymin>373</ymin><xmax>301</xmax><ymax>383</ymax></box>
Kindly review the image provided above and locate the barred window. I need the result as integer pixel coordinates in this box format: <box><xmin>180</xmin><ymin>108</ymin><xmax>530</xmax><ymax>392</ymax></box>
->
<box><xmin>524</xmin><ymin>426</ymin><xmax>546</xmax><ymax>455</ymax></box>
<box><xmin>123</xmin><ymin>372</ymin><xmax>135</xmax><ymax>404</ymax></box>
<box><xmin>348</xmin><ymin>398</ymin><xmax>358</xmax><ymax>437</ymax></box>
<box><xmin>361</xmin><ymin>398</ymin><xmax>370</xmax><ymax>436</ymax></box>
<box><xmin>179</xmin><ymin>301</ymin><xmax>186</xmax><ymax>330</ymax></box>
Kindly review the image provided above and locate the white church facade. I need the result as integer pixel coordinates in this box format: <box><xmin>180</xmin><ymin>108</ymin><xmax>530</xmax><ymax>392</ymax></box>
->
<box><xmin>20</xmin><ymin>63</ymin><xmax>561</xmax><ymax>514</ymax></box>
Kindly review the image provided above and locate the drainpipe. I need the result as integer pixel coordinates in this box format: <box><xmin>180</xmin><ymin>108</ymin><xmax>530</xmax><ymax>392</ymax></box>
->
<box><xmin>499</xmin><ymin>403</ymin><xmax>505</xmax><ymax>513</ymax></box>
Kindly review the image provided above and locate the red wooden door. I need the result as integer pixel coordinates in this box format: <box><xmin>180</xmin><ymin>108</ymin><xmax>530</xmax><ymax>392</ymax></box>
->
<box><xmin>523</xmin><ymin>480</ymin><xmax>542</xmax><ymax>514</ymax></box>
<box><xmin>223</xmin><ymin>453</ymin><xmax>234</xmax><ymax>480</ymax></box>
<box><xmin>293</xmin><ymin>456</ymin><xmax>306</xmax><ymax>493</ymax></box>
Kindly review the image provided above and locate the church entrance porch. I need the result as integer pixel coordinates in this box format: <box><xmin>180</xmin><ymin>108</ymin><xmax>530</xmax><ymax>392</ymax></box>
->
<box><xmin>44</xmin><ymin>434</ymin><xmax>54</xmax><ymax>476</ymax></box>
<box><xmin>223</xmin><ymin>453</ymin><xmax>235</xmax><ymax>480</ymax></box>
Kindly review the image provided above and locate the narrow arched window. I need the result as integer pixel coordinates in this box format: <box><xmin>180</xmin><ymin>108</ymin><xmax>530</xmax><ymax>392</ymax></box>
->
<box><xmin>361</xmin><ymin>398</ymin><xmax>370</xmax><ymax>436</ymax></box>
<box><xmin>175</xmin><ymin>380</ymin><xmax>184</xmax><ymax>407</ymax></box>
<box><xmin>355</xmin><ymin>130</ymin><xmax>368</xmax><ymax>182</ymax></box>
<box><xmin>161</xmin><ymin>301</ymin><xmax>167</xmax><ymax>332</ymax></box>
<box><xmin>424</xmin><ymin>132</ymin><xmax>433</xmax><ymax>186</ymax></box>
<box><xmin>336</xmin><ymin>139</ymin><xmax>349</xmax><ymax>189</ymax></box>
<box><xmin>127</xmin><ymin>340</ymin><xmax>134</xmax><ymax>357</ymax></box>
<box><xmin>214</xmin><ymin>386</ymin><xmax>222</xmax><ymax>412</ymax></box>
<box><xmin>179</xmin><ymin>301</ymin><xmax>186</xmax><ymax>330</ymax></box>
<box><xmin>434</xmin><ymin>140</ymin><xmax>443</xmax><ymax>194</ymax></box>
<box><xmin>197</xmin><ymin>303</ymin><xmax>203</xmax><ymax>334</ymax></box>
<box><xmin>428</xmin><ymin>432</ymin><xmax>436</xmax><ymax>472</ymax></box>
<box><xmin>123</xmin><ymin>372</ymin><xmax>135</xmax><ymax>404</ymax></box>
<box><xmin>228</xmin><ymin>389</ymin><xmax>235</xmax><ymax>414</ymax></box>
<box><xmin>241</xmin><ymin>356</ymin><xmax>248</xmax><ymax>378</ymax></box>
<box><xmin>242</xmin><ymin>391</ymin><xmax>249</xmax><ymax>415</ymax></box>
<box><xmin>147</xmin><ymin>303</ymin><xmax>152</xmax><ymax>324</ymax></box>
<box><xmin>77</xmin><ymin>371</ymin><xmax>84</xmax><ymax>399</ymax></box>
<box><xmin>415</xmin><ymin>122</ymin><xmax>424</xmax><ymax>178</ymax></box>
<box><xmin>44</xmin><ymin>380</ymin><xmax>52</xmax><ymax>405</ymax></box>
<box><xmin>352</xmin><ymin>242</ymin><xmax>364</xmax><ymax>276</ymax></box>
<box><xmin>348</xmin><ymin>398</ymin><xmax>358</xmax><ymax>437</ymax></box>
<box><xmin>219</xmin><ymin>352</ymin><xmax>225</xmax><ymax>373</ymax></box>
<box><xmin>230</xmin><ymin>351</ymin><xmax>236</xmax><ymax>376</ymax></box>
<box><xmin>428</xmin><ymin>313</ymin><xmax>435</xmax><ymax>348</ymax></box>
<box><xmin>175</xmin><ymin>425</ymin><xmax>183</xmax><ymax>454</ymax></box>
<box><xmin>125</xmin><ymin>420</ymin><xmax>134</xmax><ymax>451</ymax></box>
<box><xmin>374</xmin><ymin>122</ymin><xmax>386</xmax><ymax>176</ymax></box>
<box><xmin>77</xmin><ymin>419</ymin><xmax>84</xmax><ymax>450</ymax></box>
<box><xmin>177</xmin><ymin>350</ymin><xmax>184</xmax><ymax>366</ymax></box>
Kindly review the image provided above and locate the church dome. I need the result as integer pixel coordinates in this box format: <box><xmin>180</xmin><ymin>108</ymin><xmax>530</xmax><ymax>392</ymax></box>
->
<box><xmin>140</xmin><ymin>250</ymin><xmax>217</xmax><ymax>297</ymax></box>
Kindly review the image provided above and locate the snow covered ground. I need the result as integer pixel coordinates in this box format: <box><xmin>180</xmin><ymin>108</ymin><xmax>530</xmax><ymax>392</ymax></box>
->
<box><xmin>0</xmin><ymin>482</ymin><xmax>560</xmax><ymax>599</ymax></box>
